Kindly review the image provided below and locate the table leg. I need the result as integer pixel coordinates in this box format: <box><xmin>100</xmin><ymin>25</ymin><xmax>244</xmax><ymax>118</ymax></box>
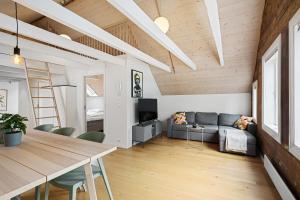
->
<box><xmin>35</xmin><ymin>186</ymin><xmax>40</xmax><ymax>200</ymax></box>
<box><xmin>202</xmin><ymin>128</ymin><xmax>204</xmax><ymax>145</ymax></box>
<box><xmin>84</xmin><ymin>163</ymin><xmax>98</xmax><ymax>200</ymax></box>
<box><xmin>98</xmin><ymin>158</ymin><xmax>114</xmax><ymax>200</ymax></box>
<box><xmin>186</xmin><ymin>128</ymin><xmax>189</xmax><ymax>142</ymax></box>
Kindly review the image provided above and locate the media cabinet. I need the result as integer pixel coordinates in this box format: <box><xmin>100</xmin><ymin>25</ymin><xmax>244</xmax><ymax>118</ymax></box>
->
<box><xmin>132</xmin><ymin>120</ymin><xmax>162</xmax><ymax>145</ymax></box>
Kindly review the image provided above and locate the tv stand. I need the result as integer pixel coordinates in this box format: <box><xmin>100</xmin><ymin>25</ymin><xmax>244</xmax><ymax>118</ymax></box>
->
<box><xmin>132</xmin><ymin>120</ymin><xmax>162</xmax><ymax>145</ymax></box>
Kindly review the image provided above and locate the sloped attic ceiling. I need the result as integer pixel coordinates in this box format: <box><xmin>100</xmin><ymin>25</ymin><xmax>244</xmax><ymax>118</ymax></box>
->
<box><xmin>0</xmin><ymin>0</ymin><xmax>265</xmax><ymax>95</ymax></box>
<box><xmin>133</xmin><ymin>0</ymin><xmax>265</xmax><ymax>95</ymax></box>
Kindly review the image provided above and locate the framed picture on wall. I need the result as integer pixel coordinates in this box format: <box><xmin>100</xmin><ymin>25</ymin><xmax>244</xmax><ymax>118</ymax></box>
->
<box><xmin>131</xmin><ymin>69</ymin><xmax>143</xmax><ymax>98</ymax></box>
<box><xmin>0</xmin><ymin>89</ymin><xmax>7</xmax><ymax>111</ymax></box>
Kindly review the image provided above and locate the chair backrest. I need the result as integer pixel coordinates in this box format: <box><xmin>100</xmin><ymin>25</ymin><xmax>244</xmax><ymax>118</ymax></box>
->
<box><xmin>34</xmin><ymin>124</ymin><xmax>55</xmax><ymax>132</ymax></box>
<box><xmin>77</xmin><ymin>132</ymin><xmax>105</xmax><ymax>143</ymax></box>
<box><xmin>51</xmin><ymin>127</ymin><xmax>75</xmax><ymax>136</ymax></box>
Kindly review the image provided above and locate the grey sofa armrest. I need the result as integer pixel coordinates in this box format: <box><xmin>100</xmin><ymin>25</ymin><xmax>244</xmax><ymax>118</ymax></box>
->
<box><xmin>247</xmin><ymin>122</ymin><xmax>257</xmax><ymax>135</ymax></box>
<box><xmin>167</xmin><ymin>117</ymin><xmax>174</xmax><ymax>137</ymax></box>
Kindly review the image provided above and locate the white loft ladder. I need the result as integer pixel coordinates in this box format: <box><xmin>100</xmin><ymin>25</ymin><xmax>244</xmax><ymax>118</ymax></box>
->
<box><xmin>24</xmin><ymin>61</ymin><xmax>61</xmax><ymax>128</ymax></box>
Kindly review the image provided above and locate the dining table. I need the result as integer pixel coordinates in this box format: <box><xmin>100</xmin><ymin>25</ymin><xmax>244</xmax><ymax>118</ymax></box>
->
<box><xmin>0</xmin><ymin>129</ymin><xmax>117</xmax><ymax>200</ymax></box>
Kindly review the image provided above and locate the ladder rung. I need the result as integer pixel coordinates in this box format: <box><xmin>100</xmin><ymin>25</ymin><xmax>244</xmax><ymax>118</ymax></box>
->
<box><xmin>29</xmin><ymin>78</ymin><xmax>50</xmax><ymax>82</ymax></box>
<box><xmin>36</xmin><ymin>116</ymin><xmax>57</xmax><ymax>119</ymax></box>
<box><xmin>34</xmin><ymin>106</ymin><xmax>55</xmax><ymax>109</ymax></box>
<box><xmin>30</xmin><ymin>86</ymin><xmax>52</xmax><ymax>89</ymax></box>
<box><xmin>28</xmin><ymin>76</ymin><xmax>50</xmax><ymax>81</ymax></box>
<box><xmin>27</xmin><ymin>67</ymin><xmax>49</xmax><ymax>72</ymax></box>
<box><xmin>32</xmin><ymin>97</ymin><xmax>54</xmax><ymax>98</ymax></box>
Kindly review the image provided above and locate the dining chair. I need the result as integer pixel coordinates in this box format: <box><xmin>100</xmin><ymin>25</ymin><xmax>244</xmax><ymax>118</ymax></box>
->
<box><xmin>44</xmin><ymin>132</ymin><xmax>113</xmax><ymax>200</ymax></box>
<box><xmin>34</xmin><ymin>126</ymin><xmax>75</xmax><ymax>200</ymax></box>
<box><xmin>34</xmin><ymin>124</ymin><xmax>54</xmax><ymax>132</ymax></box>
<box><xmin>51</xmin><ymin>127</ymin><xmax>75</xmax><ymax>136</ymax></box>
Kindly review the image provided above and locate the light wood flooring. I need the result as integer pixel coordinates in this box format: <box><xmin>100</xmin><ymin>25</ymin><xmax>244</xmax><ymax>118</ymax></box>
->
<box><xmin>22</xmin><ymin>135</ymin><xmax>281</xmax><ymax>200</ymax></box>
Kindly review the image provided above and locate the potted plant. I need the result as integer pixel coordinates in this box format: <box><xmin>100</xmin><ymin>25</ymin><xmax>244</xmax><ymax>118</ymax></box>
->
<box><xmin>0</xmin><ymin>113</ymin><xmax>28</xmax><ymax>147</ymax></box>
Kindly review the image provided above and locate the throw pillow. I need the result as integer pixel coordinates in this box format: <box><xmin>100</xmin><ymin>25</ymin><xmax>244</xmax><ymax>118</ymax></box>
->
<box><xmin>174</xmin><ymin>112</ymin><xmax>187</xmax><ymax>125</ymax></box>
<box><xmin>234</xmin><ymin>116</ymin><xmax>253</xmax><ymax>130</ymax></box>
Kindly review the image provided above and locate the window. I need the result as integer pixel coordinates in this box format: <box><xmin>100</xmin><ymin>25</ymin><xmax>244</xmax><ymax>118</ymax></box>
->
<box><xmin>262</xmin><ymin>35</ymin><xmax>281</xmax><ymax>143</ymax></box>
<box><xmin>289</xmin><ymin>9</ymin><xmax>300</xmax><ymax>160</ymax></box>
<box><xmin>252</xmin><ymin>80</ymin><xmax>258</xmax><ymax>123</ymax></box>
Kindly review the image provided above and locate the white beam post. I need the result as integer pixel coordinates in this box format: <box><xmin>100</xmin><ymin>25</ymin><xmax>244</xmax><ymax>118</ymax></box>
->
<box><xmin>11</xmin><ymin>0</ymin><xmax>171</xmax><ymax>72</ymax></box>
<box><xmin>0</xmin><ymin>13</ymin><xmax>125</xmax><ymax>66</ymax></box>
<box><xmin>106</xmin><ymin>0</ymin><xmax>197</xmax><ymax>70</ymax></box>
<box><xmin>204</xmin><ymin>0</ymin><xmax>224</xmax><ymax>66</ymax></box>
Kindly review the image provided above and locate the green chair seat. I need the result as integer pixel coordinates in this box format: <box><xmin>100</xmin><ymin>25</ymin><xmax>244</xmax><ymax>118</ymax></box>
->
<box><xmin>77</xmin><ymin>131</ymin><xmax>105</xmax><ymax>143</ymax></box>
<box><xmin>43</xmin><ymin>132</ymin><xmax>113</xmax><ymax>200</ymax></box>
<box><xmin>34</xmin><ymin>124</ymin><xmax>54</xmax><ymax>132</ymax></box>
<box><xmin>51</xmin><ymin>165</ymin><xmax>102</xmax><ymax>188</ymax></box>
<box><xmin>51</xmin><ymin>127</ymin><xmax>75</xmax><ymax>136</ymax></box>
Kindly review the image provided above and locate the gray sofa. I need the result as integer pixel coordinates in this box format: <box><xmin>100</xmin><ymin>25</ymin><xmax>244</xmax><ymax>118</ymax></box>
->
<box><xmin>167</xmin><ymin>112</ymin><xmax>257</xmax><ymax>156</ymax></box>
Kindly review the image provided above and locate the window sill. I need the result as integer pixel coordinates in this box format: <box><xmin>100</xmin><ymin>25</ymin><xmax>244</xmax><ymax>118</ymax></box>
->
<box><xmin>262</xmin><ymin>123</ymin><xmax>281</xmax><ymax>144</ymax></box>
<box><xmin>289</xmin><ymin>146</ymin><xmax>300</xmax><ymax>161</ymax></box>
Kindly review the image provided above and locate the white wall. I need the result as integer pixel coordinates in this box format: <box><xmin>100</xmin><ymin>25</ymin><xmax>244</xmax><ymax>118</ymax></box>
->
<box><xmin>159</xmin><ymin>93</ymin><xmax>251</xmax><ymax>129</ymax></box>
<box><xmin>104</xmin><ymin>55</ymin><xmax>161</xmax><ymax>148</ymax></box>
<box><xmin>126</xmin><ymin>56</ymin><xmax>161</xmax><ymax>147</ymax></box>
<box><xmin>65</xmin><ymin>64</ymin><xmax>106</xmax><ymax>136</ymax></box>
<box><xmin>105</xmin><ymin>62</ymin><xmax>127</xmax><ymax>148</ymax></box>
<box><xmin>0</xmin><ymin>81</ymin><xmax>19</xmax><ymax>114</ymax></box>
<box><xmin>18</xmin><ymin>80</ymin><xmax>35</xmax><ymax>129</ymax></box>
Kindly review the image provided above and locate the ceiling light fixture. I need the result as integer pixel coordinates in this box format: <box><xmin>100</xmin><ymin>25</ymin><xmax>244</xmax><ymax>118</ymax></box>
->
<box><xmin>13</xmin><ymin>2</ymin><xmax>24</xmax><ymax>65</ymax></box>
<box><xmin>59</xmin><ymin>34</ymin><xmax>72</xmax><ymax>40</ymax></box>
<box><xmin>154</xmin><ymin>0</ymin><xmax>169</xmax><ymax>34</ymax></box>
<box><xmin>154</xmin><ymin>16</ymin><xmax>169</xmax><ymax>34</ymax></box>
<box><xmin>154</xmin><ymin>0</ymin><xmax>175</xmax><ymax>73</ymax></box>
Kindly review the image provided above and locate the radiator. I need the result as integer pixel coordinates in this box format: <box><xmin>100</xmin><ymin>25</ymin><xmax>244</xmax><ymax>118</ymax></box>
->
<box><xmin>264</xmin><ymin>155</ymin><xmax>296</xmax><ymax>200</ymax></box>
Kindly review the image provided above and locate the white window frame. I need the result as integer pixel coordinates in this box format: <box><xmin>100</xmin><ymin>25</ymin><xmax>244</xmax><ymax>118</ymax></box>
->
<box><xmin>262</xmin><ymin>35</ymin><xmax>281</xmax><ymax>144</ymax></box>
<box><xmin>289</xmin><ymin>8</ymin><xmax>300</xmax><ymax>160</ymax></box>
<box><xmin>252</xmin><ymin>80</ymin><xmax>258</xmax><ymax>123</ymax></box>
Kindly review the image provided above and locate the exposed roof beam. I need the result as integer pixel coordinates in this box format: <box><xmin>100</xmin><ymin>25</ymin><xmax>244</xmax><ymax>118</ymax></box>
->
<box><xmin>11</xmin><ymin>0</ymin><xmax>171</xmax><ymax>72</ymax></box>
<box><xmin>106</xmin><ymin>0</ymin><xmax>197</xmax><ymax>71</ymax></box>
<box><xmin>0</xmin><ymin>32</ymin><xmax>101</xmax><ymax>68</ymax></box>
<box><xmin>0</xmin><ymin>13</ymin><xmax>124</xmax><ymax>66</ymax></box>
<box><xmin>204</xmin><ymin>0</ymin><xmax>224</xmax><ymax>66</ymax></box>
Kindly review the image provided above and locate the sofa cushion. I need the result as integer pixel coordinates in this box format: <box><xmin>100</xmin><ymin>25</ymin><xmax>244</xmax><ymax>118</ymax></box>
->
<box><xmin>218</xmin><ymin>113</ymin><xmax>241</xmax><ymax>126</ymax></box>
<box><xmin>185</xmin><ymin>112</ymin><xmax>195</xmax><ymax>124</ymax></box>
<box><xmin>189</xmin><ymin>125</ymin><xmax>218</xmax><ymax>134</ymax></box>
<box><xmin>219</xmin><ymin>126</ymin><xmax>256</xmax><ymax>145</ymax></box>
<box><xmin>195</xmin><ymin>112</ymin><xmax>218</xmax><ymax>125</ymax></box>
<box><xmin>173</xmin><ymin>124</ymin><xmax>188</xmax><ymax>131</ymax></box>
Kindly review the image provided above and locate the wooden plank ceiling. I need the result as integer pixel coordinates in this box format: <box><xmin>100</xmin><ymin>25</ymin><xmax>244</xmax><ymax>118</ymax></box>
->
<box><xmin>0</xmin><ymin>0</ymin><xmax>265</xmax><ymax>95</ymax></box>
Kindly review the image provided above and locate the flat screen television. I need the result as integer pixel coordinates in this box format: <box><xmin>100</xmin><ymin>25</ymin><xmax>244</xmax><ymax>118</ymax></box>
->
<box><xmin>138</xmin><ymin>98</ymin><xmax>158</xmax><ymax>124</ymax></box>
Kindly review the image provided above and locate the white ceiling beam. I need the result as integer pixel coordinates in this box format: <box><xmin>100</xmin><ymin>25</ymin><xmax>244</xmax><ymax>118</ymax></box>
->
<box><xmin>0</xmin><ymin>13</ymin><xmax>125</xmax><ymax>66</ymax></box>
<box><xmin>106</xmin><ymin>0</ymin><xmax>197</xmax><ymax>71</ymax></box>
<box><xmin>0</xmin><ymin>31</ymin><xmax>103</xmax><ymax>68</ymax></box>
<box><xmin>204</xmin><ymin>0</ymin><xmax>224</xmax><ymax>66</ymax></box>
<box><xmin>11</xmin><ymin>0</ymin><xmax>171</xmax><ymax>72</ymax></box>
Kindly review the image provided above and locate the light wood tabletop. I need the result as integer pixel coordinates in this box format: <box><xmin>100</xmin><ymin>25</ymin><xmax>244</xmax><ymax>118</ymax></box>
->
<box><xmin>0</xmin><ymin>129</ymin><xmax>117</xmax><ymax>200</ymax></box>
<box><xmin>26</xmin><ymin>129</ymin><xmax>117</xmax><ymax>161</ymax></box>
<box><xmin>0</xmin><ymin>155</ymin><xmax>46</xmax><ymax>200</ymax></box>
<box><xmin>0</xmin><ymin>137</ymin><xmax>90</xmax><ymax>181</ymax></box>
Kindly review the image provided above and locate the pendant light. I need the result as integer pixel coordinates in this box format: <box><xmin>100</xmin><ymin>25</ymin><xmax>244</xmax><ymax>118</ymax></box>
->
<box><xmin>154</xmin><ymin>0</ymin><xmax>175</xmax><ymax>73</ymax></box>
<box><xmin>154</xmin><ymin>0</ymin><xmax>169</xmax><ymax>34</ymax></box>
<box><xmin>13</xmin><ymin>2</ymin><xmax>24</xmax><ymax>65</ymax></box>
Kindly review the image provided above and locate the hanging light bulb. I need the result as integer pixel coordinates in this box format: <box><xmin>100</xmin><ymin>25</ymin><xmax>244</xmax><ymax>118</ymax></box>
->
<box><xmin>13</xmin><ymin>46</ymin><xmax>23</xmax><ymax>65</ymax></box>
<box><xmin>154</xmin><ymin>16</ymin><xmax>169</xmax><ymax>34</ymax></box>
<box><xmin>13</xmin><ymin>3</ymin><xmax>24</xmax><ymax>65</ymax></box>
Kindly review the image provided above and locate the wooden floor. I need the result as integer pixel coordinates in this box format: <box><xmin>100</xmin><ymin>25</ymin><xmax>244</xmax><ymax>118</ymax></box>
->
<box><xmin>22</xmin><ymin>135</ymin><xmax>281</xmax><ymax>200</ymax></box>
